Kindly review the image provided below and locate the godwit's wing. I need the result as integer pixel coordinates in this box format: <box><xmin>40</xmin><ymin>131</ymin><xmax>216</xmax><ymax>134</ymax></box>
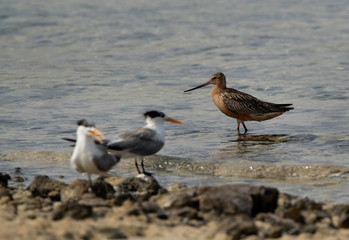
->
<box><xmin>221</xmin><ymin>88</ymin><xmax>293</xmax><ymax>115</ymax></box>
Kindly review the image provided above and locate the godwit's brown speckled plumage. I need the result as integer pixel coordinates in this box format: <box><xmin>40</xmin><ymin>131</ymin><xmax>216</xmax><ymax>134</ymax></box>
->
<box><xmin>184</xmin><ymin>72</ymin><xmax>293</xmax><ymax>133</ymax></box>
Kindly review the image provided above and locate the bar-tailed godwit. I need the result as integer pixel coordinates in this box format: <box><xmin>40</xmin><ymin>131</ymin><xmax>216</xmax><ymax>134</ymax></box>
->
<box><xmin>184</xmin><ymin>72</ymin><xmax>293</xmax><ymax>133</ymax></box>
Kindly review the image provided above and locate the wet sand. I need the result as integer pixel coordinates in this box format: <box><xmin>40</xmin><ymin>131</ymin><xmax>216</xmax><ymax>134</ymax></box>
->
<box><xmin>2</xmin><ymin>151</ymin><xmax>349</xmax><ymax>204</ymax></box>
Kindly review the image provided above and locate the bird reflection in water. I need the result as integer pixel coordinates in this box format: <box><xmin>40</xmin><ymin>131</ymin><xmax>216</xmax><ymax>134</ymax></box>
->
<box><xmin>217</xmin><ymin>134</ymin><xmax>293</xmax><ymax>156</ymax></box>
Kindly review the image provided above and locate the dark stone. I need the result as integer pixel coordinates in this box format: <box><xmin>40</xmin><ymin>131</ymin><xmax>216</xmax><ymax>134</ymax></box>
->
<box><xmin>197</xmin><ymin>184</ymin><xmax>279</xmax><ymax>216</ymax></box>
<box><xmin>113</xmin><ymin>193</ymin><xmax>134</xmax><ymax>206</ymax></box>
<box><xmin>301</xmin><ymin>224</ymin><xmax>317</xmax><ymax>234</ymax></box>
<box><xmin>163</xmin><ymin>191</ymin><xmax>199</xmax><ymax>210</ymax></box>
<box><xmin>0</xmin><ymin>185</ymin><xmax>12</xmax><ymax>199</ymax></box>
<box><xmin>52</xmin><ymin>202</ymin><xmax>92</xmax><ymax>220</ymax></box>
<box><xmin>256</xmin><ymin>212</ymin><xmax>298</xmax><ymax>237</ymax></box>
<box><xmin>281</xmin><ymin>207</ymin><xmax>305</xmax><ymax>223</ymax></box>
<box><xmin>0</xmin><ymin>173</ymin><xmax>11</xmax><ymax>187</ymax></box>
<box><xmin>91</xmin><ymin>177</ymin><xmax>115</xmax><ymax>199</ymax></box>
<box><xmin>109</xmin><ymin>230</ymin><xmax>128</xmax><ymax>239</ymax></box>
<box><xmin>293</xmin><ymin>197</ymin><xmax>323</xmax><ymax>211</ymax></box>
<box><xmin>338</xmin><ymin>214</ymin><xmax>349</xmax><ymax>228</ymax></box>
<box><xmin>276</xmin><ymin>195</ymin><xmax>326</xmax><ymax>224</ymax></box>
<box><xmin>219</xmin><ymin>214</ymin><xmax>258</xmax><ymax>240</ymax></box>
<box><xmin>128</xmin><ymin>201</ymin><xmax>167</xmax><ymax>220</ymax></box>
<box><xmin>78</xmin><ymin>195</ymin><xmax>111</xmax><ymax>207</ymax></box>
<box><xmin>331</xmin><ymin>204</ymin><xmax>349</xmax><ymax>228</ymax></box>
<box><xmin>61</xmin><ymin>179</ymin><xmax>90</xmax><ymax>202</ymax></box>
<box><xmin>198</xmin><ymin>187</ymin><xmax>253</xmax><ymax>215</ymax></box>
<box><xmin>117</xmin><ymin>176</ymin><xmax>165</xmax><ymax>196</ymax></box>
<box><xmin>28</xmin><ymin>175</ymin><xmax>67</xmax><ymax>199</ymax></box>
<box><xmin>169</xmin><ymin>206</ymin><xmax>201</xmax><ymax>220</ymax></box>
<box><xmin>48</xmin><ymin>191</ymin><xmax>61</xmax><ymax>201</ymax></box>
<box><xmin>12</xmin><ymin>176</ymin><xmax>25</xmax><ymax>182</ymax></box>
<box><xmin>14</xmin><ymin>167</ymin><xmax>21</xmax><ymax>174</ymax></box>
<box><xmin>234</xmin><ymin>184</ymin><xmax>279</xmax><ymax>215</ymax></box>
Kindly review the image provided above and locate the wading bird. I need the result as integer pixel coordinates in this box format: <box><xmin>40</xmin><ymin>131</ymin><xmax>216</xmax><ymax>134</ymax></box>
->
<box><xmin>184</xmin><ymin>72</ymin><xmax>293</xmax><ymax>133</ymax></box>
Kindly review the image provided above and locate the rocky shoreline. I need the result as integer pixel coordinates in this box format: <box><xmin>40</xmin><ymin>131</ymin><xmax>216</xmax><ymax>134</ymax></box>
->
<box><xmin>0</xmin><ymin>172</ymin><xmax>349</xmax><ymax>239</ymax></box>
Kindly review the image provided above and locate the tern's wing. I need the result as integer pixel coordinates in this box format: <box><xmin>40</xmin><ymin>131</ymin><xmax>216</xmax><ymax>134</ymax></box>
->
<box><xmin>106</xmin><ymin>127</ymin><xmax>157</xmax><ymax>153</ymax></box>
<box><xmin>62</xmin><ymin>137</ymin><xmax>76</xmax><ymax>143</ymax></box>
<box><xmin>63</xmin><ymin>137</ymin><xmax>116</xmax><ymax>148</ymax></box>
<box><xmin>93</xmin><ymin>145</ymin><xmax>120</xmax><ymax>172</ymax></box>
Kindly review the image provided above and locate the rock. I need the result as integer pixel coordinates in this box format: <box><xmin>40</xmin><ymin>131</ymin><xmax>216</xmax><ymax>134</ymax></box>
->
<box><xmin>0</xmin><ymin>173</ymin><xmax>11</xmax><ymax>187</ymax></box>
<box><xmin>276</xmin><ymin>194</ymin><xmax>328</xmax><ymax>225</ymax></box>
<box><xmin>278</xmin><ymin>206</ymin><xmax>305</xmax><ymax>223</ymax></box>
<box><xmin>28</xmin><ymin>175</ymin><xmax>67</xmax><ymax>199</ymax></box>
<box><xmin>52</xmin><ymin>202</ymin><xmax>92</xmax><ymax>220</ymax></box>
<box><xmin>117</xmin><ymin>176</ymin><xmax>165</xmax><ymax>201</ymax></box>
<box><xmin>113</xmin><ymin>193</ymin><xmax>134</xmax><ymax>206</ymax></box>
<box><xmin>0</xmin><ymin>185</ymin><xmax>12</xmax><ymax>200</ymax></box>
<box><xmin>168</xmin><ymin>206</ymin><xmax>201</xmax><ymax>221</ymax></box>
<box><xmin>16</xmin><ymin>197</ymin><xmax>44</xmax><ymax>212</ymax></box>
<box><xmin>303</xmin><ymin>209</ymin><xmax>330</xmax><ymax>225</ymax></box>
<box><xmin>78</xmin><ymin>194</ymin><xmax>110</xmax><ymax>207</ymax></box>
<box><xmin>91</xmin><ymin>177</ymin><xmax>115</xmax><ymax>199</ymax></box>
<box><xmin>12</xmin><ymin>176</ymin><xmax>25</xmax><ymax>182</ymax></box>
<box><xmin>293</xmin><ymin>197</ymin><xmax>323</xmax><ymax>211</ymax></box>
<box><xmin>12</xmin><ymin>190</ymin><xmax>32</xmax><ymax>200</ymax></box>
<box><xmin>330</xmin><ymin>204</ymin><xmax>349</xmax><ymax>228</ymax></box>
<box><xmin>47</xmin><ymin>190</ymin><xmax>61</xmax><ymax>201</ymax></box>
<box><xmin>104</xmin><ymin>175</ymin><xmax>125</xmax><ymax>186</ymax></box>
<box><xmin>243</xmin><ymin>236</ymin><xmax>264</xmax><ymax>240</ymax></box>
<box><xmin>128</xmin><ymin>201</ymin><xmax>167</xmax><ymax>220</ymax></box>
<box><xmin>0</xmin><ymin>204</ymin><xmax>16</xmax><ymax>220</ymax></box>
<box><xmin>109</xmin><ymin>230</ymin><xmax>128</xmax><ymax>239</ymax></box>
<box><xmin>166</xmin><ymin>183</ymin><xmax>188</xmax><ymax>192</ymax></box>
<box><xmin>2</xmin><ymin>174</ymin><xmax>349</xmax><ymax>239</ymax></box>
<box><xmin>301</xmin><ymin>224</ymin><xmax>317</xmax><ymax>234</ymax></box>
<box><xmin>235</xmin><ymin>184</ymin><xmax>279</xmax><ymax>215</ymax></box>
<box><xmin>198</xmin><ymin>186</ymin><xmax>253</xmax><ymax>215</ymax></box>
<box><xmin>157</xmin><ymin>190</ymin><xmax>203</xmax><ymax>224</ymax></box>
<box><xmin>255</xmin><ymin>212</ymin><xmax>298</xmax><ymax>238</ymax></box>
<box><xmin>218</xmin><ymin>214</ymin><xmax>258</xmax><ymax>240</ymax></box>
<box><xmin>61</xmin><ymin>179</ymin><xmax>90</xmax><ymax>202</ymax></box>
<box><xmin>159</xmin><ymin>191</ymin><xmax>199</xmax><ymax>210</ymax></box>
<box><xmin>278</xmin><ymin>194</ymin><xmax>323</xmax><ymax>211</ymax></box>
<box><xmin>197</xmin><ymin>184</ymin><xmax>279</xmax><ymax>216</ymax></box>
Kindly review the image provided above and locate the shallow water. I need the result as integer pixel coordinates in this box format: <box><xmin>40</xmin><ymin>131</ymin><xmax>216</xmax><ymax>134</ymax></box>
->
<box><xmin>1</xmin><ymin>0</ymin><xmax>349</xmax><ymax>203</ymax></box>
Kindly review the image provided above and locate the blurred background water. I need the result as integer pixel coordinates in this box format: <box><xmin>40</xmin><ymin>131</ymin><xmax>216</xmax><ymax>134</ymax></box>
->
<box><xmin>1</xmin><ymin>0</ymin><xmax>349</xmax><ymax>203</ymax></box>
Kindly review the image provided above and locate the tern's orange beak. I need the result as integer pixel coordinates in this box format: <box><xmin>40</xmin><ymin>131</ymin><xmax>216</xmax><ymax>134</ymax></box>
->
<box><xmin>184</xmin><ymin>80</ymin><xmax>212</xmax><ymax>92</ymax></box>
<box><xmin>89</xmin><ymin>128</ymin><xmax>104</xmax><ymax>144</ymax></box>
<box><xmin>165</xmin><ymin>117</ymin><xmax>184</xmax><ymax>125</ymax></box>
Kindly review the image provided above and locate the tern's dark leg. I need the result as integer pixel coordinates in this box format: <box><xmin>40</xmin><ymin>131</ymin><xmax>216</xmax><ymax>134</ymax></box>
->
<box><xmin>87</xmin><ymin>174</ymin><xmax>92</xmax><ymax>183</ymax></box>
<box><xmin>135</xmin><ymin>157</ymin><xmax>142</xmax><ymax>174</ymax></box>
<box><xmin>141</xmin><ymin>157</ymin><xmax>153</xmax><ymax>176</ymax></box>
<box><xmin>87</xmin><ymin>174</ymin><xmax>93</xmax><ymax>191</ymax></box>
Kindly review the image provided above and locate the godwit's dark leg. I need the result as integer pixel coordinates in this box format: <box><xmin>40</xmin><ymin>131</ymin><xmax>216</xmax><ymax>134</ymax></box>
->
<box><xmin>237</xmin><ymin>120</ymin><xmax>241</xmax><ymax>132</ymax></box>
<box><xmin>135</xmin><ymin>157</ymin><xmax>142</xmax><ymax>174</ymax></box>
<box><xmin>242</xmin><ymin>121</ymin><xmax>248</xmax><ymax>133</ymax></box>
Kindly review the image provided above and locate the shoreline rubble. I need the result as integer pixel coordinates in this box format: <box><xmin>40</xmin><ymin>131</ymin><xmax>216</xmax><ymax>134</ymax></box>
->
<box><xmin>0</xmin><ymin>172</ymin><xmax>349</xmax><ymax>239</ymax></box>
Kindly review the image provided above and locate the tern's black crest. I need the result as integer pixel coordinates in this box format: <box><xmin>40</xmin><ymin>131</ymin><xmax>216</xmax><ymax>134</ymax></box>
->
<box><xmin>144</xmin><ymin>110</ymin><xmax>165</xmax><ymax>119</ymax></box>
<box><xmin>77</xmin><ymin>119</ymin><xmax>95</xmax><ymax>127</ymax></box>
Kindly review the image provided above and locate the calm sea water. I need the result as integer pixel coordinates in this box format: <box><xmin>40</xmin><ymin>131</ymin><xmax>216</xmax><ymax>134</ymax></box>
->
<box><xmin>1</xmin><ymin>0</ymin><xmax>349</xmax><ymax>203</ymax></box>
